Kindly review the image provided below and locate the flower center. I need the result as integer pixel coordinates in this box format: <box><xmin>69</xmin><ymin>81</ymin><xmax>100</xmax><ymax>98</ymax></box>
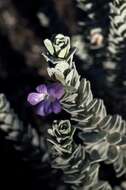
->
<box><xmin>48</xmin><ymin>95</ymin><xmax>55</xmax><ymax>102</ymax></box>
<box><xmin>45</xmin><ymin>94</ymin><xmax>55</xmax><ymax>102</ymax></box>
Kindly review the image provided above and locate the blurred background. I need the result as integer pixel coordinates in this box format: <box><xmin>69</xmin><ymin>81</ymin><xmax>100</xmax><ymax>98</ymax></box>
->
<box><xmin>0</xmin><ymin>0</ymin><xmax>126</xmax><ymax>189</ymax></box>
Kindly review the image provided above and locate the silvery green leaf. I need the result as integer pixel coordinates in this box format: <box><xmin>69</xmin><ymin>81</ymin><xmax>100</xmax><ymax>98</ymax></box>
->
<box><xmin>64</xmin><ymin>175</ymin><xmax>84</xmax><ymax>184</ymax></box>
<box><xmin>118</xmin><ymin>135</ymin><xmax>126</xmax><ymax>145</ymax></box>
<box><xmin>90</xmin><ymin>150</ymin><xmax>104</xmax><ymax>163</ymax></box>
<box><xmin>54</xmin><ymin>70</ymin><xmax>65</xmax><ymax>84</ymax></box>
<box><xmin>66</xmin><ymin>37</ymin><xmax>70</xmax><ymax>54</ymax></box>
<box><xmin>55</xmin><ymin>61</ymin><xmax>70</xmax><ymax>73</ymax></box>
<box><xmin>120</xmin><ymin>121</ymin><xmax>126</xmax><ymax>135</ymax></box>
<box><xmin>79</xmin><ymin>131</ymin><xmax>106</xmax><ymax>144</ymax></box>
<box><xmin>64</xmin><ymin>168</ymin><xmax>80</xmax><ymax>175</ymax></box>
<box><xmin>63</xmin><ymin>105</ymin><xmax>83</xmax><ymax>114</ymax></box>
<box><xmin>0</xmin><ymin>94</ymin><xmax>23</xmax><ymax>135</ymax></box>
<box><xmin>74</xmin><ymin>76</ymin><xmax>80</xmax><ymax>90</ymax></box>
<box><xmin>104</xmin><ymin>115</ymin><xmax>120</xmax><ymax>132</ymax></box>
<box><xmin>0</xmin><ymin>113</ymin><xmax>7</xmax><ymax>122</ymax></box>
<box><xmin>92</xmin><ymin>100</ymin><xmax>103</xmax><ymax>114</ymax></box>
<box><xmin>83</xmin><ymin>164</ymin><xmax>99</xmax><ymax>187</ymax></box>
<box><xmin>91</xmin><ymin>181</ymin><xmax>112</xmax><ymax>190</ymax></box>
<box><xmin>80</xmin><ymin>160</ymin><xmax>90</xmax><ymax>174</ymax></box>
<box><xmin>65</xmin><ymin>69</ymin><xmax>74</xmax><ymax>85</ymax></box>
<box><xmin>47</xmin><ymin>64</ymin><xmax>67</xmax><ymax>83</ymax></box>
<box><xmin>54</xmin><ymin>61</ymin><xmax>69</xmax><ymax>78</ymax></box>
<box><xmin>55</xmin><ymin>34</ymin><xmax>65</xmax><ymax>39</ymax></box>
<box><xmin>0</xmin><ymin>94</ymin><xmax>10</xmax><ymax>112</ymax></box>
<box><xmin>77</xmin><ymin>79</ymin><xmax>93</xmax><ymax>106</ymax></box>
<box><xmin>61</xmin><ymin>102</ymin><xmax>76</xmax><ymax>109</ymax></box>
<box><xmin>0</xmin><ymin>94</ymin><xmax>44</xmax><ymax>163</ymax></box>
<box><xmin>90</xmin><ymin>116</ymin><xmax>103</xmax><ymax>127</ymax></box>
<box><xmin>77</xmin><ymin>78</ymin><xmax>87</xmax><ymax>105</ymax></box>
<box><xmin>61</xmin><ymin>93</ymin><xmax>78</xmax><ymax>103</ymax></box>
<box><xmin>43</xmin><ymin>34</ymin><xmax>126</xmax><ymax>189</ymax></box>
<box><xmin>48</xmin><ymin>138</ymin><xmax>72</xmax><ymax>154</ymax></box>
<box><xmin>99</xmin><ymin>115</ymin><xmax>112</xmax><ymax>129</ymax></box>
<box><xmin>0</xmin><ymin>124</ymin><xmax>10</xmax><ymax>132</ymax></box>
<box><xmin>86</xmin><ymin>99</ymin><xmax>98</xmax><ymax>112</ymax></box>
<box><xmin>87</xmin><ymin>141</ymin><xmax>109</xmax><ymax>160</ymax></box>
<box><xmin>72</xmin><ymin>114</ymin><xmax>94</xmax><ymax>125</ymax></box>
<box><xmin>107</xmin><ymin>132</ymin><xmax>121</xmax><ymax>144</ymax></box>
<box><xmin>70</xmin><ymin>64</ymin><xmax>80</xmax><ymax>89</ymax></box>
<box><xmin>58</xmin><ymin>47</ymin><xmax>68</xmax><ymax>58</ymax></box>
<box><xmin>47</xmin><ymin>67</ymin><xmax>55</xmax><ymax>77</ymax></box>
<box><xmin>64</xmin><ymin>85</ymin><xmax>77</xmax><ymax>93</ymax></box>
<box><xmin>48</xmin><ymin>128</ymin><xmax>54</xmax><ymax>136</ymax></box>
<box><xmin>107</xmin><ymin>145</ymin><xmax>119</xmax><ymax>162</ymax></box>
<box><xmin>44</xmin><ymin>39</ymin><xmax>54</xmax><ymax>55</ymax></box>
<box><xmin>110</xmin><ymin>115</ymin><xmax>122</xmax><ymax>133</ymax></box>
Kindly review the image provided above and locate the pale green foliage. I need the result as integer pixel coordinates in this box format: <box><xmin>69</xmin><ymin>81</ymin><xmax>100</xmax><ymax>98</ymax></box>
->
<box><xmin>103</xmin><ymin>0</ymin><xmax>126</xmax><ymax>85</ymax></box>
<box><xmin>108</xmin><ymin>0</ymin><xmax>126</xmax><ymax>56</ymax></box>
<box><xmin>47</xmin><ymin>120</ymin><xmax>111</xmax><ymax>190</ymax></box>
<box><xmin>72</xmin><ymin>0</ymin><xmax>109</xmax><ymax>76</ymax></box>
<box><xmin>0</xmin><ymin>93</ymin><xmax>42</xmax><ymax>154</ymax></box>
<box><xmin>76</xmin><ymin>0</ymin><xmax>126</xmax><ymax>87</ymax></box>
<box><xmin>43</xmin><ymin>34</ymin><xmax>126</xmax><ymax>189</ymax></box>
<box><xmin>0</xmin><ymin>93</ymin><xmax>23</xmax><ymax>139</ymax></box>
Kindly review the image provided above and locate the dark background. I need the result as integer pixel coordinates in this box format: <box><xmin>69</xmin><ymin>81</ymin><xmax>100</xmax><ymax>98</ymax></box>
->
<box><xmin>0</xmin><ymin>0</ymin><xmax>126</xmax><ymax>189</ymax></box>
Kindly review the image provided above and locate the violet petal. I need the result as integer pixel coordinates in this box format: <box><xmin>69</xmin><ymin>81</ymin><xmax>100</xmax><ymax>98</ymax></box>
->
<box><xmin>47</xmin><ymin>83</ymin><xmax>64</xmax><ymax>99</ymax></box>
<box><xmin>36</xmin><ymin>84</ymin><xmax>47</xmax><ymax>94</ymax></box>
<box><xmin>35</xmin><ymin>101</ymin><xmax>46</xmax><ymax>116</ymax></box>
<box><xmin>27</xmin><ymin>93</ymin><xmax>44</xmax><ymax>105</ymax></box>
<box><xmin>44</xmin><ymin>100</ymin><xmax>52</xmax><ymax>114</ymax></box>
<box><xmin>52</xmin><ymin>100</ymin><xmax>62</xmax><ymax>114</ymax></box>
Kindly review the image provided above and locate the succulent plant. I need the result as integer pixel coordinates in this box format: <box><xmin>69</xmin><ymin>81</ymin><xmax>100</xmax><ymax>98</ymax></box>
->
<box><xmin>41</xmin><ymin>34</ymin><xmax>126</xmax><ymax>189</ymax></box>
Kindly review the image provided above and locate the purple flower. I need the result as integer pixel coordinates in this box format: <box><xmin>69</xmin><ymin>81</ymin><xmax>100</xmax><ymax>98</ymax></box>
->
<box><xmin>27</xmin><ymin>83</ymin><xmax>64</xmax><ymax>116</ymax></box>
